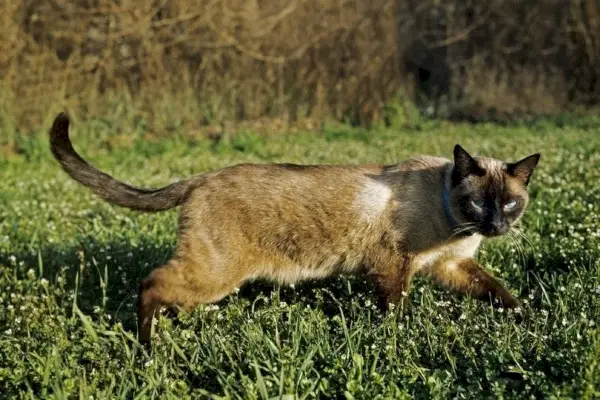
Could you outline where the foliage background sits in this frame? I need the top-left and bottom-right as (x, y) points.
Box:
(1, 0), (599, 131)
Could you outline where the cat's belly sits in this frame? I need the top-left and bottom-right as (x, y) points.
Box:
(257, 252), (365, 285)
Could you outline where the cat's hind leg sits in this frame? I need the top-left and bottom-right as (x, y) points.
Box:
(137, 258), (242, 345)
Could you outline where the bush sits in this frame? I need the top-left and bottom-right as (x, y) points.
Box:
(0, 0), (598, 131)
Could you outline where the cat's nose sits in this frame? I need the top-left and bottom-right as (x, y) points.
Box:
(491, 220), (509, 235)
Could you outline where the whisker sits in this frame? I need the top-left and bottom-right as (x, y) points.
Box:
(517, 230), (536, 249)
(510, 231), (527, 266)
(509, 230), (530, 266)
(512, 229), (536, 252)
(506, 231), (521, 264)
(453, 224), (476, 232)
(447, 223), (477, 241)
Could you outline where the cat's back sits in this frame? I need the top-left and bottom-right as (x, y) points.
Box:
(385, 155), (450, 173)
(192, 156), (450, 209)
(185, 162), (376, 232)
(198, 162), (381, 198)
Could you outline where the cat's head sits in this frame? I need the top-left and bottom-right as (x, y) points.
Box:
(448, 144), (540, 237)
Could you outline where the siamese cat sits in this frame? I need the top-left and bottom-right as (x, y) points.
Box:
(49, 113), (540, 344)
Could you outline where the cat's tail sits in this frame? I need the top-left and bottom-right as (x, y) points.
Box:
(49, 112), (199, 212)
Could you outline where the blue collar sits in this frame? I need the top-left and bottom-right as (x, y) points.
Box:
(443, 183), (458, 230)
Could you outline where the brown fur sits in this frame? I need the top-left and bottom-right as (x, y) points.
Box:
(49, 113), (540, 345)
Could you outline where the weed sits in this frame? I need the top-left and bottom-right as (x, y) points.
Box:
(0, 117), (598, 398)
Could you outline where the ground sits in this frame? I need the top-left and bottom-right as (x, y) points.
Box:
(0, 115), (599, 399)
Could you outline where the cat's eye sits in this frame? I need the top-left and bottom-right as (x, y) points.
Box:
(471, 199), (485, 208)
(504, 199), (517, 210)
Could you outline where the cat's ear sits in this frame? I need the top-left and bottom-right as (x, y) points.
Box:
(506, 153), (540, 186)
(452, 144), (484, 185)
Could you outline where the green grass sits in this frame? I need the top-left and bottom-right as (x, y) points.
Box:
(0, 115), (599, 399)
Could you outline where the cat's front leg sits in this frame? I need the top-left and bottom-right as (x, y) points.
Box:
(369, 255), (415, 314)
(425, 257), (520, 309)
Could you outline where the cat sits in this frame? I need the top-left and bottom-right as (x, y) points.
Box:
(49, 112), (540, 344)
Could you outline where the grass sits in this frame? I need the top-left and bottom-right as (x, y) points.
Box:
(0, 114), (599, 399)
